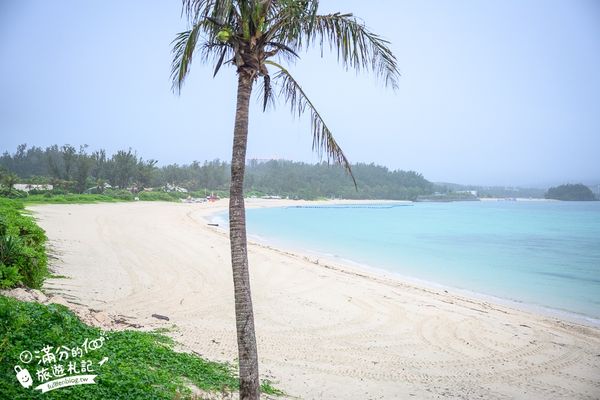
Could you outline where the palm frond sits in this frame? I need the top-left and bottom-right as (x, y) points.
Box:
(265, 41), (299, 58)
(171, 20), (232, 92)
(183, 0), (236, 24)
(308, 13), (400, 89)
(263, 0), (318, 46)
(269, 11), (400, 90)
(257, 74), (275, 111)
(171, 24), (204, 93)
(213, 45), (228, 77)
(265, 60), (355, 185)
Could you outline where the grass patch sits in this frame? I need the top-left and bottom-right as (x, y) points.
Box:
(24, 191), (186, 204)
(24, 194), (130, 204)
(6, 189), (226, 205)
(0, 295), (280, 399)
(137, 191), (180, 202)
(0, 198), (47, 288)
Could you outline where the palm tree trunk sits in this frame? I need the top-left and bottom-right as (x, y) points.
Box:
(229, 72), (260, 400)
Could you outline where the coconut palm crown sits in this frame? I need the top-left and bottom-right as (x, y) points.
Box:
(171, 1), (399, 399)
(172, 0), (399, 177)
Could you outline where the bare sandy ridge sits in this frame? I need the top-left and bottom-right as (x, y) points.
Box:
(26, 200), (600, 400)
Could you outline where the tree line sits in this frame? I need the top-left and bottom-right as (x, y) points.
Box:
(0, 144), (435, 200)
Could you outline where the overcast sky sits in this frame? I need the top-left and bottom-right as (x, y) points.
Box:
(1, 0), (599, 186)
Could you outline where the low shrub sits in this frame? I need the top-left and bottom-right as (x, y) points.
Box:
(103, 189), (134, 201)
(138, 191), (179, 202)
(0, 198), (47, 288)
(0, 189), (28, 199)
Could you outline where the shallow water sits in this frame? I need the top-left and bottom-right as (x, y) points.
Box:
(241, 201), (600, 322)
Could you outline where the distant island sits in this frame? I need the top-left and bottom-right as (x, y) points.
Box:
(545, 184), (597, 201)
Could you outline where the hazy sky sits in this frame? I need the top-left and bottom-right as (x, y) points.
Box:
(1, 0), (599, 186)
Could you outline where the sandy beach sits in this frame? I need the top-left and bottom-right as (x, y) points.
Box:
(26, 200), (600, 400)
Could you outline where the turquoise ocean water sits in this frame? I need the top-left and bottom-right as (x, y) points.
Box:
(235, 201), (600, 324)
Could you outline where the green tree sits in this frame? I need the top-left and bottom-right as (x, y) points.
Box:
(94, 178), (107, 194)
(61, 144), (77, 181)
(110, 149), (138, 189)
(171, 1), (399, 398)
(46, 145), (63, 179)
(136, 159), (158, 190)
(74, 145), (93, 193)
(1, 172), (19, 193)
(90, 149), (108, 181)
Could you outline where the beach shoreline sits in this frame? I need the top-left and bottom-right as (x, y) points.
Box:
(24, 200), (600, 399)
(209, 198), (600, 329)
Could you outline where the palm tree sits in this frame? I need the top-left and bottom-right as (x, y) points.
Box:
(171, 1), (399, 398)
(1, 172), (19, 194)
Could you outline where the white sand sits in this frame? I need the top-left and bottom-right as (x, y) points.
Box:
(28, 200), (600, 399)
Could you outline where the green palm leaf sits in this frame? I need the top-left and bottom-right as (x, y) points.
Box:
(265, 60), (356, 186)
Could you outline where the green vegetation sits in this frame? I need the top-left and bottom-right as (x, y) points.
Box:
(0, 191), (281, 399)
(245, 160), (433, 200)
(0, 170), (22, 198)
(24, 194), (128, 204)
(136, 191), (179, 202)
(545, 183), (597, 201)
(21, 190), (229, 204)
(2, 144), (435, 201)
(0, 198), (47, 289)
(0, 295), (281, 399)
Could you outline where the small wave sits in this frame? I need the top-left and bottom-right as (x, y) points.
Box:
(286, 203), (412, 209)
(535, 271), (600, 285)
